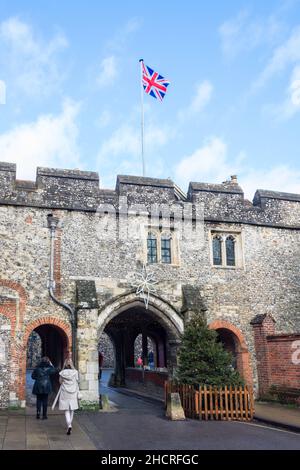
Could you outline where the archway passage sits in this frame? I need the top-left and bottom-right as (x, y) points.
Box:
(26, 324), (69, 406)
(101, 302), (180, 394)
(217, 328), (238, 369)
(210, 320), (253, 386)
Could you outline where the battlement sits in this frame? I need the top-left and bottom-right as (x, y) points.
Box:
(188, 175), (244, 197)
(0, 161), (300, 228)
(253, 189), (300, 205)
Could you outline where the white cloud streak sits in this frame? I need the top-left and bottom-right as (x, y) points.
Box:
(178, 80), (213, 121)
(0, 80), (6, 104)
(0, 99), (82, 180)
(219, 9), (283, 60)
(262, 64), (300, 120)
(97, 56), (118, 88)
(0, 17), (68, 98)
(254, 26), (300, 89)
(106, 17), (142, 52)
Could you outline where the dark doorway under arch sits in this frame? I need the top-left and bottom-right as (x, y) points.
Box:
(216, 328), (238, 369)
(26, 324), (69, 406)
(103, 304), (171, 387)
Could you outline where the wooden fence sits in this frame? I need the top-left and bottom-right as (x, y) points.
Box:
(165, 381), (254, 421)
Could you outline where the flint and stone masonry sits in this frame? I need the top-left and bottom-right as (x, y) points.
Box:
(0, 161), (299, 407)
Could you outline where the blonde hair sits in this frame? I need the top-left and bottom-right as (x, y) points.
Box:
(62, 358), (75, 370)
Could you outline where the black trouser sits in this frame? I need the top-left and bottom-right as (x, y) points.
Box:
(36, 393), (48, 417)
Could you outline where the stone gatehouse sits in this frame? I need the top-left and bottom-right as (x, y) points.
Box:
(0, 161), (299, 408)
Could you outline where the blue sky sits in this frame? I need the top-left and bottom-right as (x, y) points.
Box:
(0, 0), (300, 199)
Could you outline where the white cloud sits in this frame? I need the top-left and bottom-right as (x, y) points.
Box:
(175, 136), (300, 200)
(175, 137), (242, 186)
(178, 80), (213, 121)
(219, 10), (282, 60)
(255, 26), (300, 89)
(98, 121), (172, 162)
(263, 65), (300, 120)
(0, 80), (6, 104)
(290, 65), (300, 106)
(0, 99), (82, 180)
(92, 17), (142, 90)
(106, 17), (142, 52)
(241, 165), (300, 198)
(0, 17), (68, 98)
(98, 124), (140, 160)
(97, 56), (118, 88)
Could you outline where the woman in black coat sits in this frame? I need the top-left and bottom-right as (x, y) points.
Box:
(32, 356), (57, 419)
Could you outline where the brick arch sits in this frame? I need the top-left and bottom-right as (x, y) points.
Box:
(18, 317), (72, 403)
(23, 317), (72, 347)
(209, 320), (253, 386)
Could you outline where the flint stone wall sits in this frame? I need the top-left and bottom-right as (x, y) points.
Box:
(0, 163), (300, 405)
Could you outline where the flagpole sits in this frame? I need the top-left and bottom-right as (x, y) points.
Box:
(139, 59), (145, 177)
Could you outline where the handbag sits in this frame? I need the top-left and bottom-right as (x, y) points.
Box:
(77, 390), (83, 400)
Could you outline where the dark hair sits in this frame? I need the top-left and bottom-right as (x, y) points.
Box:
(39, 356), (50, 367)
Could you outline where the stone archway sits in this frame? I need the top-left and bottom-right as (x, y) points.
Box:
(97, 293), (183, 389)
(209, 320), (253, 386)
(98, 292), (184, 338)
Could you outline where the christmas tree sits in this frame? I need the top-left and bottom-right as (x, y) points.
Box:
(176, 314), (243, 386)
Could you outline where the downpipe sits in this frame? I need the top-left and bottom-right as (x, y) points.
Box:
(47, 214), (77, 366)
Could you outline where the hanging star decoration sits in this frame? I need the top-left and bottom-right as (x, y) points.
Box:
(131, 263), (158, 309)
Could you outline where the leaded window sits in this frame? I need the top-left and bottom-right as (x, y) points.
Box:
(147, 232), (157, 264)
(213, 236), (222, 266)
(161, 234), (171, 264)
(226, 236), (235, 266)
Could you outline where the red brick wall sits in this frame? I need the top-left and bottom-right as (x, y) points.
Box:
(267, 334), (300, 389)
(252, 317), (275, 395)
(252, 316), (300, 396)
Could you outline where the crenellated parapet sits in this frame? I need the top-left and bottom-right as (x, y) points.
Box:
(0, 161), (300, 229)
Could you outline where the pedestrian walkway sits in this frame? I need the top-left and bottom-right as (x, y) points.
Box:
(0, 407), (96, 450)
(254, 401), (300, 432)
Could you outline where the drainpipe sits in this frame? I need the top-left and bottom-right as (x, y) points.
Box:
(47, 214), (77, 366)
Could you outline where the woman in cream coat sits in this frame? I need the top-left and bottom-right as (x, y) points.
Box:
(59, 358), (79, 435)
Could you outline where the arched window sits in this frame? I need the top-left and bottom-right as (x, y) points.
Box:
(212, 236), (222, 266)
(226, 236), (235, 266)
(147, 232), (157, 264)
(161, 233), (171, 264)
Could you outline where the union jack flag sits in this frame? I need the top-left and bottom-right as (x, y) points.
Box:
(141, 61), (170, 102)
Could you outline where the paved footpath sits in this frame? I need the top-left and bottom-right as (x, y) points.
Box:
(0, 407), (96, 450)
(255, 401), (300, 432)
